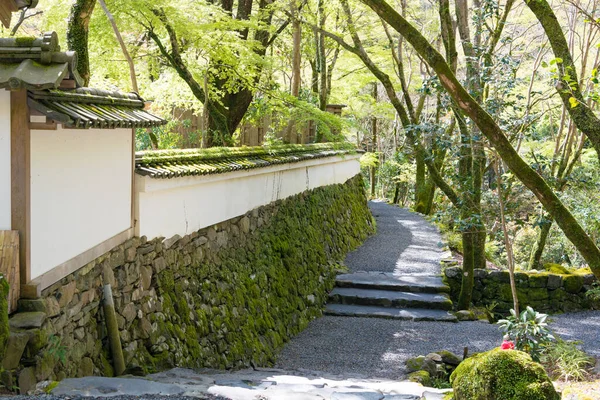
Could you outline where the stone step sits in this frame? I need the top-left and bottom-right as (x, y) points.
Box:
(328, 288), (453, 311)
(335, 272), (449, 294)
(325, 304), (458, 322)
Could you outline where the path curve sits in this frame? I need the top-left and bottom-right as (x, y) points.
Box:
(345, 201), (445, 275)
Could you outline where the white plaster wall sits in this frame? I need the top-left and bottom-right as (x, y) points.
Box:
(30, 127), (132, 279)
(136, 155), (361, 239)
(0, 90), (10, 230)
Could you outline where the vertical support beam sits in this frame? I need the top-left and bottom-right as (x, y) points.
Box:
(10, 90), (30, 287)
(130, 128), (135, 230)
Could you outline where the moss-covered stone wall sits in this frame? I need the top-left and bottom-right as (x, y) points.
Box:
(6, 175), (374, 392)
(444, 266), (597, 313)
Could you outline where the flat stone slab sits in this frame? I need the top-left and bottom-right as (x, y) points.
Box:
(325, 304), (458, 322)
(329, 288), (453, 311)
(336, 272), (449, 294)
(51, 368), (452, 399)
(8, 311), (46, 329)
(52, 376), (185, 397)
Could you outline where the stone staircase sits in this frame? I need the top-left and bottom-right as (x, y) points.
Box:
(325, 272), (457, 322)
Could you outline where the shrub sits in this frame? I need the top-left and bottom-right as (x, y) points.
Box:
(450, 348), (560, 400)
(497, 306), (554, 361)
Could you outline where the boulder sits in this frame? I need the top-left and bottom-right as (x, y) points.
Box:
(450, 348), (559, 400)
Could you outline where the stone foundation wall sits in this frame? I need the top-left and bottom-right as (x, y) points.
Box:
(6, 175), (374, 393)
(444, 267), (597, 313)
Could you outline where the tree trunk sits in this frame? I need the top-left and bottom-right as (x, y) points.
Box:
(290, 0), (301, 97)
(458, 230), (475, 310)
(98, 0), (138, 93)
(362, 0), (600, 280)
(67, 0), (97, 86)
(528, 217), (553, 270)
(526, 0), (600, 162)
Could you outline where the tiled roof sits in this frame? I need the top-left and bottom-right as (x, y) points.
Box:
(28, 87), (165, 128)
(0, 32), (83, 90)
(135, 143), (358, 179)
(0, 31), (165, 128)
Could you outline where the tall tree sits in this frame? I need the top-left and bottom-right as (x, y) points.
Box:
(361, 0), (600, 281)
(144, 0), (284, 146)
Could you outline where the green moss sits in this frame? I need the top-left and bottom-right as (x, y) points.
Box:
(563, 274), (584, 293)
(44, 381), (60, 393)
(14, 37), (36, 47)
(543, 263), (571, 274)
(408, 370), (432, 386)
(450, 348), (559, 400)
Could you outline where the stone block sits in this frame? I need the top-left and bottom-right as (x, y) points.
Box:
(2, 332), (30, 370)
(563, 275), (584, 294)
(489, 270), (510, 283)
(18, 367), (36, 395)
(163, 235), (181, 250)
(58, 281), (77, 307)
(9, 312), (46, 330)
(528, 274), (548, 288)
(547, 274), (563, 289)
(153, 257), (167, 274)
(17, 299), (46, 313)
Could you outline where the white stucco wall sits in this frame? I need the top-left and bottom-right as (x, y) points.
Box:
(135, 155), (361, 239)
(30, 127), (132, 279)
(0, 90), (10, 230)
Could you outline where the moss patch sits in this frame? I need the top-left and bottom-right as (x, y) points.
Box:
(450, 348), (559, 400)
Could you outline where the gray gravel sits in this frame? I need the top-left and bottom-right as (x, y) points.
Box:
(275, 316), (500, 379)
(551, 310), (600, 356)
(275, 312), (600, 380)
(345, 201), (444, 275)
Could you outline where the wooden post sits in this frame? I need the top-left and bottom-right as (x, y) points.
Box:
(10, 90), (31, 293)
(0, 231), (19, 313)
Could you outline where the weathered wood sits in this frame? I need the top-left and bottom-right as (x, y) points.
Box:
(11, 90), (30, 287)
(0, 231), (20, 313)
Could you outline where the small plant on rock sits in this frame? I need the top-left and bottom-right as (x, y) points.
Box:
(497, 306), (554, 361)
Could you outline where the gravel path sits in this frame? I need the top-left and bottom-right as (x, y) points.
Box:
(344, 201), (444, 275)
(275, 311), (600, 380)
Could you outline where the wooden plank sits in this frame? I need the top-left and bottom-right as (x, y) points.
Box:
(11, 90), (31, 286)
(0, 231), (20, 313)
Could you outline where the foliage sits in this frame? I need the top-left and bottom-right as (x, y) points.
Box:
(497, 307), (554, 362)
(541, 339), (594, 382)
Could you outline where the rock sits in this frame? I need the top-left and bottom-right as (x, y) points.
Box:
(450, 348), (559, 400)
(407, 370), (431, 386)
(9, 312), (46, 330)
(121, 303), (137, 323)
(436, 350), (462, 366)
(17, 299), (47, 313)
(455, 310), (476, 321)
(193, 236), (208, 246)
(2, 331), (30, 370)
(153, 257), (167, 274)
(528, 274), (547, 288)
(18, 367), (36, 395)
(240, 216), (250, 234)
(79, 357), (94, 377)
(405, 355), (436, 376)
(125, 246), (137, 263)
(425, 353), (443, 363)
(207, 227), (217, 241)
(44, 297), (60, 317)
(140, 266), (153, 291)
(163, 235), (181, 250)
(58, 281), (77, 307)
(563, 275), (584, 294)
(444, 267), (461, 279)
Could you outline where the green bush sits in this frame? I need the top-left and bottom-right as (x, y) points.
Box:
(497, 306), (554, 361)
(450, 348), (560, 400)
